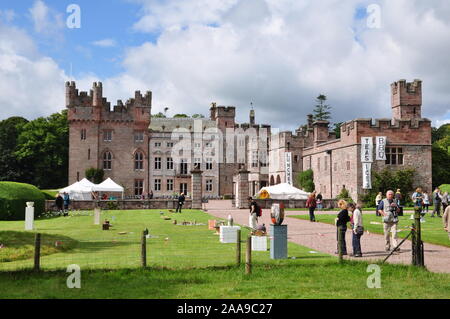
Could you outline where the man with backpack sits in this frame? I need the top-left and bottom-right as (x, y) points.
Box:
(248, 196), (260, 230)
(378, 190), (400, 252)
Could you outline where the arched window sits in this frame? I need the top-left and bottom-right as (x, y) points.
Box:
(270, 175), (275, 186)
(103, 151), (112, 170)
(276, 175), (281, 185)
(134, 151), (144, 170)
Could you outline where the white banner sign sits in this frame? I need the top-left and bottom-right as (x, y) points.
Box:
(362, 162), (372, 189)
(375, 136), (387, 160)
(361, 137), (373, 163)
(285, 152), (293, 186)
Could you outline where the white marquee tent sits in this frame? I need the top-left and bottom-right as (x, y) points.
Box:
(257, 183), (310, 200)
(59, 178), (95, 200)
(92, 178), (124, 199)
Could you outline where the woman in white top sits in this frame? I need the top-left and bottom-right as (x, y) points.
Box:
(348, 203), (363, 257)
(442, 192), (449, 212)
(375, 192), (383, 216)
(423, 191), (430, 213)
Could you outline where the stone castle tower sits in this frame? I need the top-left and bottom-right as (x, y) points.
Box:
(66, 81), (152, 195)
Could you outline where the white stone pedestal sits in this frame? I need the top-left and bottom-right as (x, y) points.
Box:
(251, 236), (268, 251)
(219, 226), (241, 243)
(94, 208), (101, 225)
(25, 202), (34, 231)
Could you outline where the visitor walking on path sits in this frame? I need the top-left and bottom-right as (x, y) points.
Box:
(378, 190), (400, 252)
(395, 189), (403, 216)
(63, 192), (70, 216)
(316, 193), (323, 210)
(411, 187), (425, 221)
(443, 206), (450, 240)
(55, 193), (64, 214)
(306, 192), (317, 222)
(335, 200), (350, 255)
(423, 190), (430, 213)
(248, 197), (258, 230)
(442, 192), (449, 213)
(375, 192), (383, 216)
(432, 188), (442, 217)
(348, 203), (363, 257)
(176, 193), (185, 213)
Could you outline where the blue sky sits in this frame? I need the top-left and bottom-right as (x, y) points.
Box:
(0, 0), (449, 128)
(2, 0), (158, 78)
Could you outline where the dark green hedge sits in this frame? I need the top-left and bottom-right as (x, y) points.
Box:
(0, 182), (45, 220)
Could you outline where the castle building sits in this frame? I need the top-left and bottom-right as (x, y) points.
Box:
(67, 79), (432, 201)
(269, 79), (432, 201)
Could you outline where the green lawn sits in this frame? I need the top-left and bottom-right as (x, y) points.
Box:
(1, 261), (449, 299)
(290, 212), (450, 248)
(0, 209), (330, 271)
(1, 209), (449, 299)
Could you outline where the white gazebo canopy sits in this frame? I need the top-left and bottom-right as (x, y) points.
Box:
(257, 183), (310, 200)
(78, 178), (96, 188)
(59, 180), (94, 200)
(92, 178), (124, 199)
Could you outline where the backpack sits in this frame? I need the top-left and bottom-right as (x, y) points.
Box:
(257, 206), (262, 217)
(253, 202), (262, 217)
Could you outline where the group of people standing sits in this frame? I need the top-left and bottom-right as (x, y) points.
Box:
(336, 189), (405, 257)
(55, 192), (71, 216)
(335, 200), (364, 257)
(430, 187), (449, 217)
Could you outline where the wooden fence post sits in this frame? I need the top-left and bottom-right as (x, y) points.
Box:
(245, 236), (252, 274)
(141, 230), (147, 268)
(236, 229), (241, 266)
(337, 227), (343, 263)
(34, 233), (41, 271)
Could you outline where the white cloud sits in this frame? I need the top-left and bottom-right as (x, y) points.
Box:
(0, 9), (16, 23)
(107, 0), (449, 130)
(0, 22), (67, 120)
(91, 39), (117, 48)
(29, 0), (64, 36)
(3, 0), (450, 132)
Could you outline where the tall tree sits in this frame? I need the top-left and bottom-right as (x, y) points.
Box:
(173, 114), (188, 118)
(312, 94), (332, 122)
(14, 110), (69, 189)
(333, 122), (342, 138)
(0, 117), (29, 182)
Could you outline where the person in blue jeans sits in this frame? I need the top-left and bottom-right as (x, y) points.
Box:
(306, 192), (317, 222)
(63, 192), (70, 216)
(348, 203), (363, 257)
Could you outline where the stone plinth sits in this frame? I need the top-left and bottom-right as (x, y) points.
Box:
(270, 224), (287, 259)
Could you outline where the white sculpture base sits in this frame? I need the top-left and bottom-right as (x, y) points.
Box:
(25, 207), (34, 230)
(252, 236), (268, 251)
(219, 226), (241, 243)
(94, 208), (101, 225)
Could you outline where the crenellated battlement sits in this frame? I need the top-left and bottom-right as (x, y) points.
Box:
(66, 82), (152, 122)
(209, 104), (236, 120)
(391, 79), (422, 121)
(352, 117), (431, 130)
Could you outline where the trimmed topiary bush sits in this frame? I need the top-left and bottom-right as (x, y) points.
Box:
(0, 182), (45, 220)
(41, 189), (58, 200)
